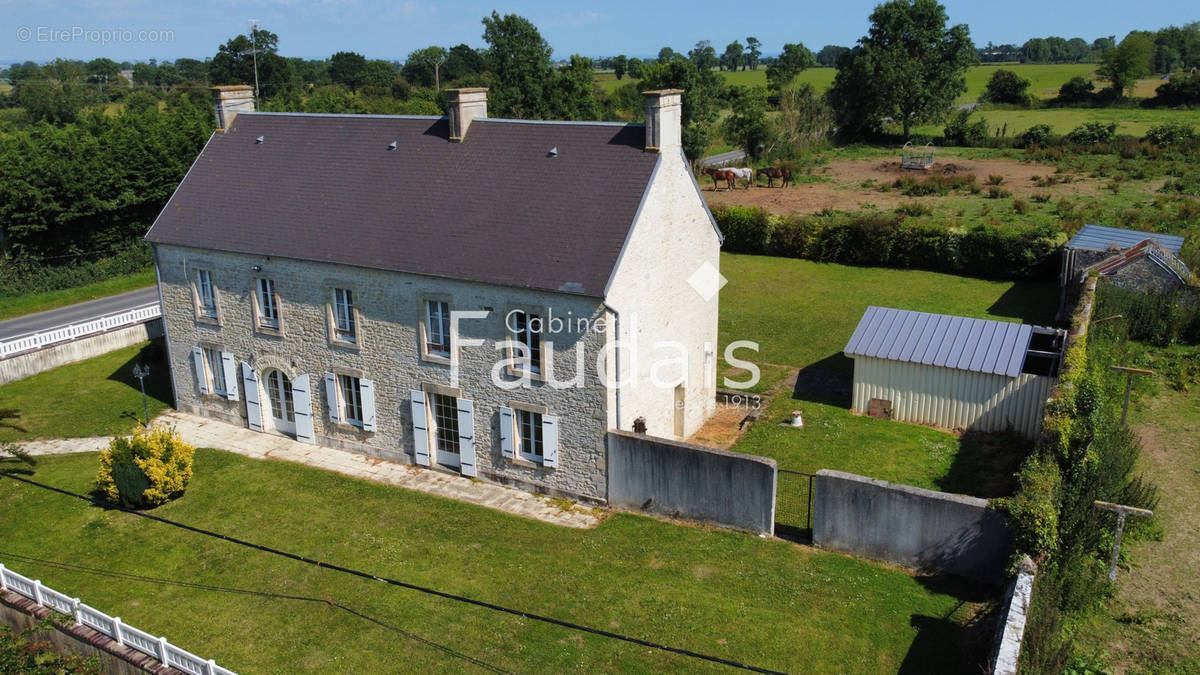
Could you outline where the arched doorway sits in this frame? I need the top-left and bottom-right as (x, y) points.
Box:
(263, 369), (295, 436)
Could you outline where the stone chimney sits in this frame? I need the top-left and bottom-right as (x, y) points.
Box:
(446, 88), (488, 142)
(642, 89), (683, 152)
(211, 85), (256, 130)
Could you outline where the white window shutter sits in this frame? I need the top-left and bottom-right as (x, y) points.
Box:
(192, 347), (209, 395)
(241, 362), (263, 432)
(360, 378), (377, 432)
(220, 352), (239, 401)
(410, 390), (430, 466)
(542, 415), (559, 468)
(457, 398), (476, 477)
(499, 406), (514, 459)
(324, 372), (341, 424)
(292, 374), (315, 444)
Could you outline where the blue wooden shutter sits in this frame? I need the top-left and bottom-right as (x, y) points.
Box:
(192, 347), (209, 395)
(499, 406), (514, 459)
(410, 391), (430, 466)
(241, 362), (263, 432)
(457, 398), (476, 477)
(542, 415), (559, 468)
(360, 378), (377, 432)
(324, 372), (340, 424)
(220, 352), (239, 401)
(292, 374), (315, 443)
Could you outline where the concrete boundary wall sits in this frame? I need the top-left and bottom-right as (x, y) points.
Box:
(813, 470), (1011, 583)
(606, 430), (777, 535)
(990, 556), (1037, 675)
(0, 320), (163, 385)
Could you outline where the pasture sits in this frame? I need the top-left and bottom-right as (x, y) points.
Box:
(913, 106), (1200, 138)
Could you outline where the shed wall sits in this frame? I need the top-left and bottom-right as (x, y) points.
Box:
(851, 357), (1052, 437)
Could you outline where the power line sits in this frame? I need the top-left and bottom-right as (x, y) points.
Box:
(0, 551), (509, 674)
(0, 471), (786, 674)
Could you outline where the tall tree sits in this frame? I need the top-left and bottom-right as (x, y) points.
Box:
(689, 40), (718, 71)
(723, 86), (771, 158)
(657, 46), (681, 63)
(1098, 31), (1154, 97)
(329, 51), (368, 90)
(401, 46), (446, 88)
(360, 60), (399, 90)
(551, 55), (599, 121)
(745, 37), (762, 70)
(209, 27), (295, 98)
(613, 54), (628, 80)
(721, 41), (744, 71)
(482, 11), (555, 119)
(86, 58), (120, 83)
(638, 59), (722, 159)
(828, 0), (976, 138)
(765, 42), (815, 92)
(816, 45), (850, 67)
(443, 44), (486, 82)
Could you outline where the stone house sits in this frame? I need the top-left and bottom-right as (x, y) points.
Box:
(145, 86), (722, 504)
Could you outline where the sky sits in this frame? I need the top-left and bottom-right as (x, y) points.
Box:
(0, 0), (1195, 64)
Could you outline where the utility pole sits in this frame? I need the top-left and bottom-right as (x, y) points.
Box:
(248, 19), (261, 99)
(1094, 500), (1153, 582)
(132, 363), (151, 426)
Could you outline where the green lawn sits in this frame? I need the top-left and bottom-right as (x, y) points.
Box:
(0, 450), (995, 673)
(0, 341), (171, 442)
(718, 252), (1058, 371)
(0, 269), (156, 321)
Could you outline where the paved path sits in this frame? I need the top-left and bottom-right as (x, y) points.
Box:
(0, 287), (160, 341)
(14, 410), (602, 529)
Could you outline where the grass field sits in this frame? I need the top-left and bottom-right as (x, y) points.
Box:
(913, 106), (1200, 138)
(0, 449), (995, 673)
(0, 340), (171, 442)
(596, 63), (1100, 103)
(0, 269), (156, 321)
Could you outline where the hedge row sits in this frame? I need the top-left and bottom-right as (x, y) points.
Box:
(0, 241), (152, 297)
(713, 204), (1062, 280)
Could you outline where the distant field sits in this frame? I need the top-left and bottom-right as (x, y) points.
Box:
(596, 63), (1099, 103)
(0, 80), (11, 93)
(912, 106), (1200, 137)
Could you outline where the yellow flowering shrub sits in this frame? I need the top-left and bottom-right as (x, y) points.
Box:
(96, 425), (195, 508)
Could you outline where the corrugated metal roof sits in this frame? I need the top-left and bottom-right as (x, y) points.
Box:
(1065, 224), (1184, 254)
(844, 307), (1033, 378)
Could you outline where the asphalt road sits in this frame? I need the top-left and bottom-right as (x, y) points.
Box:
(0, 286), (160, 341)
(699, 149), (747, 167)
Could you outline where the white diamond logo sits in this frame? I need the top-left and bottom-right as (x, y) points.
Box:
(687, 261), (727, 302)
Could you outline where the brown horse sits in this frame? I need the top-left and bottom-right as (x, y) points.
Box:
(702, 167), (737, 191)
(756, 166), (792, 188)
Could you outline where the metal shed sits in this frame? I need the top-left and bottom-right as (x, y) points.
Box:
(1062, 224), (1185, 287)
(844, 307), (1063, 438)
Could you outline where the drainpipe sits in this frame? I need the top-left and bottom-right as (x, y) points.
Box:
(603, 302), (622, 430)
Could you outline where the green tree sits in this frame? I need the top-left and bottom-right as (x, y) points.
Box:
(613, 54), (628, 80)
(1056, 76), (1095, 103)
(329, 51), (368, 90)
(174, 58), (208, 82)
(361, 60), (398, 90)
(689, 40), (718, 71)
(15, 78), (96, 125)
(402, 46), (446, 88)
(85, 58), (120, 83)
(552, 55), (599, 121)
(981, 69), (1032, 105)
(131, 62), (157, 85)
(155, 64), (182, 89)
(745, 37), (762, 70)
(627, 57), (644, 78)
(816, 45), (849, 67)
(638, 59), (722, 159)
(721, 41), (744, 71)
(765, 42), (815, 92)
(1098, 31), (1154, 97)
(657, 46), (682, 63)
(209, 28), (295, 98)
(482, 11), (555, 118)
(773, 83), (834, 152)
(828, 0), (976, 139)
(443, 44), (485, 82)
(723, 86), (771, 158)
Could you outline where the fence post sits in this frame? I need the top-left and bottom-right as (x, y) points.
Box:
(206, 659), (217, 675)
(32, 580), (43, 606)
(71, 599), (80, 624)
(112, 616), (124, 645)
(0, 563), (6, 591)
(158, 636), (170, 665)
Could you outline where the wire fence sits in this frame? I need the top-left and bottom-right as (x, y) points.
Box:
(775, 469), (815, 542)
(0, 562), (236, 675)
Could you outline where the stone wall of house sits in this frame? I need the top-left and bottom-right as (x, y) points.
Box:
(154, 244), (611, 502)
(1105, 256), (1188, 295)
(604, 150), (721, 439)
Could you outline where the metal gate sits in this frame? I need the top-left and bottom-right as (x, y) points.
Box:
(776, 468), (815, 541)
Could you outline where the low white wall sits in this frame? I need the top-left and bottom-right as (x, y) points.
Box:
(0, 320), (163, 385)
(991, 556), (1037, 674)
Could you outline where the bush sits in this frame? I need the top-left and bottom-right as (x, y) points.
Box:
(97, 425), (195, 508)
(1065, 122), (1118, 145)
(981, 69), (1033, 106)
(1095, 284), (1200, 347)
(1142, 121), (1197, 147)
(710, 204), (775, 254)
(892, 172), (978, 196)
(1018, 124), (1053, 148)
(0, 242), (153, 298)
(894, 201), (932, 217)
(943, 108), (989, 146)
(1055, 76), (1095, 105)
(1160, 173), (1200, 196)
(1149, 72), (1200, 107)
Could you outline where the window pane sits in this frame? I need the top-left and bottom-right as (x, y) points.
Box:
(334, 289), (356, 341)
(432, 393), (460, 453)
(204, 348), (225, 394)
(197, 270), (216, 315)
(517, 409), (543, 459)
(340, 375), (362, 425)
(258, 279), (278, 326)
(427, 301), (450, 355)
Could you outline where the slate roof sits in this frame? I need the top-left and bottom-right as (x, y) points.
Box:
(145, 112), (663, 297)
(1065, 224), (1184, 255)
(844, 306), (1033, 378)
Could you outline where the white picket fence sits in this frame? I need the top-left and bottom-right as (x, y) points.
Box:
(0, 304), (162, 359)
(0, 562), (236, 675)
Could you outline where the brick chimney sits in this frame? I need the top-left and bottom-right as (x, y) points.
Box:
(446, 88), (488, 142)
(211, 85), (255, 130)
(642, 89), (683, 152)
